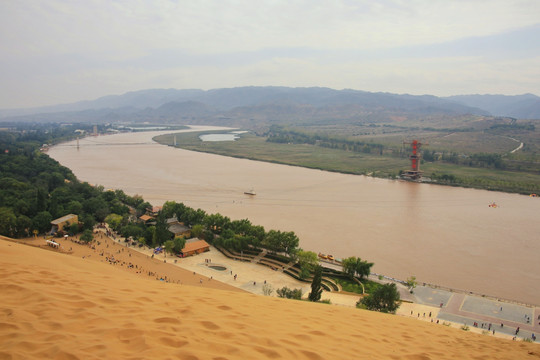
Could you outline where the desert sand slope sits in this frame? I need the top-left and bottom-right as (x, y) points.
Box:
(0, 240), (538, 360)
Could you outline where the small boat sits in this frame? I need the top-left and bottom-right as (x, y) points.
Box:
(530, 193), (538, 197)
(318, 253), (328, 259)
(244, 188), (256, 196)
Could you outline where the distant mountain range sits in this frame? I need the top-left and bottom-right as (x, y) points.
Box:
(444, 94), (540, 119)
(1, 87), (539, 125)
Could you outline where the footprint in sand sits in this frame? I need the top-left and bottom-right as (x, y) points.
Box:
(158, 337), (189, 347)
(154, 317), (181, 325)
(200, 321), (220, 330)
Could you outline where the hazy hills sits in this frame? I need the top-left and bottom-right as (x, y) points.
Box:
(445, 94), (540, 119)
(1, 87), (539, 126)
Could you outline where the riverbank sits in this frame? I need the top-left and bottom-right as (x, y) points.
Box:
(47, 129), (540, 306)
(154, 130), (540, 195)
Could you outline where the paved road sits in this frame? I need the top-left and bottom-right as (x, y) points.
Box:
(412, 285), (539, 341)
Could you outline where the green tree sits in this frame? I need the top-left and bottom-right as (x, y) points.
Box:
(69, 222), (80, 235)
(342, 257), (357, 278)
(191, 224), (204, 238)
(80, 229), (94, 243)
(230, 218), (252, 236)
(406, 275), (417, 293)
(83, 196), (110, 221)
(80, 213), (96, 231)
(35, 187), (48, 212)
(276, 287), (303, 300)
(262, 229), (281, 253)
(66, 200), (83, 215)
(342, 256), (374, 281)
(153, 212), (171, 246)
(105, 213), (123, 231)
(187, 208), (206, 226)
(15, 215), (32, 237)
(137, 237), (146, 247)
(164, 240), (175, 255)
(161, 201), (178, 219)
(359, 283), (401, 313)
(204, 213), (231, 234)
(356, 259), (374, 281)
(263, 230), (299, 256)
(247, 224), (265, 248)
(281, 231), (299, 256)
(120, 224), (144, 240)
(173, 236), (186, 253)
(308, 266), (323, 302)
(136, 201), (151, 216)
(297, 250), (319, 280)
(31, 211), (53, 234)
(144, 225), (156, 246)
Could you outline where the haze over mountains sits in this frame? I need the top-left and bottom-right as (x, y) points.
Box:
(1, 87), (539, 126)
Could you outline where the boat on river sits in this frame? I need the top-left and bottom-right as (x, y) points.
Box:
(244, 188), (256, 196)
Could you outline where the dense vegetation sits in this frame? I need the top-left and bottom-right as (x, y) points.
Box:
(0, 126), (152, 238)
(358, 283), (401, 313)
(0, 124), (301, 259)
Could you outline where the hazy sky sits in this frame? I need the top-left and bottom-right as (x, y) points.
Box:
(1, 0), (539, 109)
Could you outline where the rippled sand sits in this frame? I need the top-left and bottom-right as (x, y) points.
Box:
(1, 239), (537, 360)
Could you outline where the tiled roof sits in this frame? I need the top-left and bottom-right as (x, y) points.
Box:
(182, 239), (210, 253)
(51, 214), (77, 225)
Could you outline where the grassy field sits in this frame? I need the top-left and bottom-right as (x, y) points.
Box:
(155, 131), (408, 176)
(154, 130), (540, 194)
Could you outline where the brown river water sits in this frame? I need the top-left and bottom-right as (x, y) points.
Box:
(48, 127), (540, 305)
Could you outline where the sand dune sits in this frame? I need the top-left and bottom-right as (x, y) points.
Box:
(1, 239), (538, 360)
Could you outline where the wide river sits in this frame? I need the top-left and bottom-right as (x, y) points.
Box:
(48, 127), (540, 305)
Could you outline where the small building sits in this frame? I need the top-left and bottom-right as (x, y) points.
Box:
(168, 223), (191, 238)
(167, 217), (191, 238)
(181, 239), (210, 257)
(147, 205), (162, 216)
(50, 214), (78, 234)
(139, 214), (154, 223)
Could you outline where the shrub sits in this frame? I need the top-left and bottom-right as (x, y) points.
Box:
(262, 283), (273, 296)
(359, 283), (400, 313)
(276, 287), (303, 300)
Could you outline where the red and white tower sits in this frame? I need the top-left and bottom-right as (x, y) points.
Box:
(402, 140), (426, 180)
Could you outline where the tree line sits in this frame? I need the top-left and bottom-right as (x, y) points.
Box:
(0, 124), (150, 238)
(265, 125), (385, 155)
